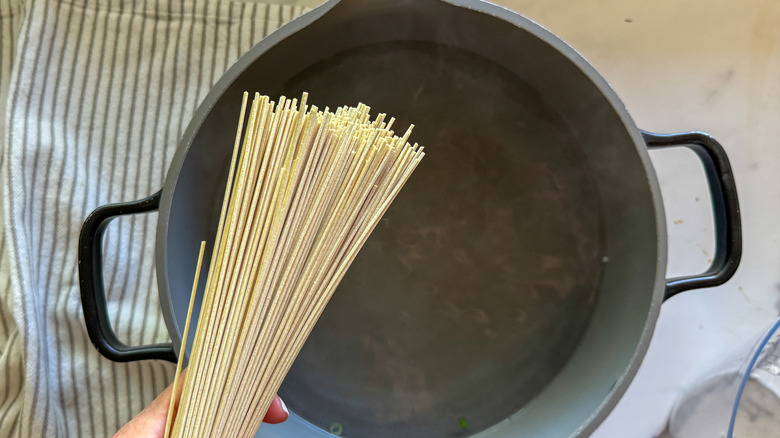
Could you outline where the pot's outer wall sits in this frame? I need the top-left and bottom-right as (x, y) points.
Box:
(157, 1), (666, 437)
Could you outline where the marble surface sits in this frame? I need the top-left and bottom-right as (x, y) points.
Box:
(490, 0), (780, 436)
(275, 0), (780, 435)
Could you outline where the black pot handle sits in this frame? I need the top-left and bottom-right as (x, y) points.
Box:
(78, 190), (176, 363)
(642, 131), (742, 301)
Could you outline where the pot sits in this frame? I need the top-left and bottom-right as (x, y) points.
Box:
(78, 0), (742, 436)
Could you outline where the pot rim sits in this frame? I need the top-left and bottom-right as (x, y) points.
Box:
(155, 1), (668, 436)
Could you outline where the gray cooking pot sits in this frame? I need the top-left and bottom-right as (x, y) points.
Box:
(79, 0), (742, 436)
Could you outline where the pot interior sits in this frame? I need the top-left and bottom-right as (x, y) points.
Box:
(160, 1), (662, 437)
(274, 40), (604, 437)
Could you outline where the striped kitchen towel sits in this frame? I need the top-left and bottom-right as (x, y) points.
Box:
(0, 1), (311, 436)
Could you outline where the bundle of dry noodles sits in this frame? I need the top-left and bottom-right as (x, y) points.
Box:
(164, 92), (425, 438)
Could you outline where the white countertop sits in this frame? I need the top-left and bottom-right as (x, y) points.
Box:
(489, 0), (780, 436)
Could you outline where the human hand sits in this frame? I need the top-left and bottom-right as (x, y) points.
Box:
(113, 378), (289, 437)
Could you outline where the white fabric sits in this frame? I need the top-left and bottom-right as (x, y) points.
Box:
(0, 1), (309, 436)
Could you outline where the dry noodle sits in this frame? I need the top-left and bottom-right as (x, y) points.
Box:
(164, 92), (425, 438)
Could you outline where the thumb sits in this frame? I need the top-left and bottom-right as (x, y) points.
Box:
(113, 381), (174, 438)
(114, 379), (289, 437)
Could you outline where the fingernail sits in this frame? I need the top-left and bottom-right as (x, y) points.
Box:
(280, 398), (289, 416)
